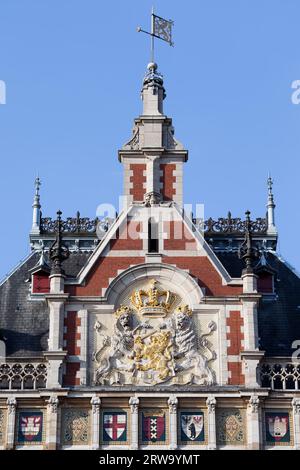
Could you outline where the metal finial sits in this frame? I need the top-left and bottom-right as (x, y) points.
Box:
(34, 176), (41, 196)
(238, 210), (259, 274)
(49, 210), (69, 275)
(267, 174), (273, 196)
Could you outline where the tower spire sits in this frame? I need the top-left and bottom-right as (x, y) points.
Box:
(31, 176), (41, 234)
(267, 174), (277, 234)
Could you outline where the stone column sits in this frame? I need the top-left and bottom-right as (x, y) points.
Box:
(91, 395), (101, 450)
(46, 395), (59, 450)
(44, 351), (67, 389)
(247, 395), (261, 450)
(45, 292), (69, 388)
(129, 397), (139, 450)
(206, 396), (216, 450)
(240, 351), (265, 388)
(292, 398), (300, 450)
(6, 397), (17, 450)
(168, 395), (178, 450)
(239, 292), (264, 388)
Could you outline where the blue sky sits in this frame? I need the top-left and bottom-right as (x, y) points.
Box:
(0, 0), (300, 279)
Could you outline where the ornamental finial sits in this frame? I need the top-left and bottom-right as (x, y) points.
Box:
(267, 173), (273, 194)
(266, 173), (276, 233)
(238, 210), (259, 274)
(34, 176), (41, 197)
(31, 176), (42, 235)
(49, 210), (69, 275)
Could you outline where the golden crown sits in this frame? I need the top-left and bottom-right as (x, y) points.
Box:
(114, 305), (132, 318)
(130, 279), (176, 317)
(175, 304), (193, 317)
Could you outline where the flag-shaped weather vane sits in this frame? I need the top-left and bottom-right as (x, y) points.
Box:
(137, 7), (174, 63)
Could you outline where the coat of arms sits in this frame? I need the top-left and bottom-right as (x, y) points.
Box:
(180, 412), (204, 442)
(17, 412), (43, 443)
(142, 411), (165, 442)
(103, 412), (127, 442)
(93, 279), (217, 387)
(265, 412), (290, 443)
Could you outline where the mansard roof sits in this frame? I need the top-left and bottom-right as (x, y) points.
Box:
(1, 243), (299, 358)
(0, 251), (90, 357)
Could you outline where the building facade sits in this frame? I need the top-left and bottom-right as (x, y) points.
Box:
(0, 62), (300, 450)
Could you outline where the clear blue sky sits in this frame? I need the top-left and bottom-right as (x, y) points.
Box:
(0, 0), (300, 279)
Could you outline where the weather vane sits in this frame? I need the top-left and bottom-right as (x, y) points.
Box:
(137, 7), (174, 63)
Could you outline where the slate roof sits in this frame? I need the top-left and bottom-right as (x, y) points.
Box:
(216, 250), (300, 356)
(0, 251), (90, 357)
(0, 248), (299, 358)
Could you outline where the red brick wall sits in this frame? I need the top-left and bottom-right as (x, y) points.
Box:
(64, 311), (81, 356)
(160, 163), (176, 201)
(63, 311), (81, 387)
(162, 256), (242, 296)
(65, 257), (144, 296)
(130, 164), (146, 202)
(227, 362), (244, 386)
(32, 272), (50, 294)
(110, 221), (143, 251)
(63, 362), (80, 386)
(163, 221), (197, 250)
(226, 310), (245, 385)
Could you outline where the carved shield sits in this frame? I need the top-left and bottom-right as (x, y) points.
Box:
(181, 412), (204, 441)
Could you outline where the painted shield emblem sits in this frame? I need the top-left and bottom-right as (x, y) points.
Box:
(103, 412), (127, 441)
(181, 412), (204, 441)
(18, 412), (43, 443)
(142, 413), (165, 442)
(266, 412), (290, 443)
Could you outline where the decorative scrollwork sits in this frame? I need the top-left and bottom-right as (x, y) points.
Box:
(41, 212), (115, 235)
(41, 211), (99, 234)
(0, 362), (47, 390)
(41, 211), (267, 236)
(193, 212), (267, 235)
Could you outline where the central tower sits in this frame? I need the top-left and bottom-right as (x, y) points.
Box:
(119, 62), (188, 207)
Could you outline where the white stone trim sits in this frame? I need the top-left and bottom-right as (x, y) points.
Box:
(78, 309), (88, 386)
(105, 262), (204, 307)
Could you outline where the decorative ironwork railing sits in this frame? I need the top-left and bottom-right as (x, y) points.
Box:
(40, 211), (268, 235)
(260, 361), (300, 390)
(0, 362), (47, 390)
(41, 212), (100, 234)
(193, 212), (268, 235)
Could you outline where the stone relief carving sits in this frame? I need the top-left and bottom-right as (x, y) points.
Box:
(94, 306), (152, 385)
(93, 280), (217, 387)
(123, 126), (140, 150)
